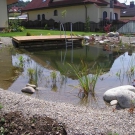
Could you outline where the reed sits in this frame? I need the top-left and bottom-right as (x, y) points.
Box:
(27, 68), (35, 84)
(18, 55), (24, 67)
(68, 60), (102, 98)
(50, 70), (57, 82)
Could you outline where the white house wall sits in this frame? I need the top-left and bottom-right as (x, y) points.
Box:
(28, 4), (102, 23)
(28, 5), (86, 23)
(0, 0), (8, 28)
(87, 4), (100, 23)
(28, 3), (121, 23)
(114, 8), (120, 19)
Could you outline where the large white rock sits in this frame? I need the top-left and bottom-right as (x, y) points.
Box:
(21, 86), (35, 94)
(103, 85), (135, 108)
(117, 89), (135, 108)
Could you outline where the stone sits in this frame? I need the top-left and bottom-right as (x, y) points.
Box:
(107, 32), (114, 37)
(117, 90), (135, 108)
(107, 32), (119, 37)
(130, 41), (135, 44)
(26, 83), (36, 89)
(21, 86), (35, 94)
(103, 85), (135, 108)
(114, 32), (119, 37)
(110, 100), (118, 106)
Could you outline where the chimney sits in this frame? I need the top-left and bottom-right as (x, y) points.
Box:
(130, 1), (134, 8)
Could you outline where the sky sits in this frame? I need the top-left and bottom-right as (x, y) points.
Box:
(22, 0), (31, 2)
(118, 0), (134, 5)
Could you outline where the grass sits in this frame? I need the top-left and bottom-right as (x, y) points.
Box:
(0, 29), (104, 37)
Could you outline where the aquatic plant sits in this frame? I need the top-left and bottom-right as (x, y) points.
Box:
(27, 68), (35, 83)
(50, 70), (58, 91)
(18, 55), (24, 67)
(116, 69), (124, 85)
(126, 56), (135, 83)
(68, 61), (102, 98)
(50, 70), (57, 82)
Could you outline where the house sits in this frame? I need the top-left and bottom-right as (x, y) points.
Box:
(0, 0), (18, 30)
(8, 6), (22, 13)
(22, 0), (126, 31)
(120, 1), (135, 22)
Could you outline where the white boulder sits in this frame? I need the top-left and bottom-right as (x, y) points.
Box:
(107, 32), (119, 37)
(21, 86), (35, 94)
(103, 85), (135, 108)
(107, 32), (115, 37)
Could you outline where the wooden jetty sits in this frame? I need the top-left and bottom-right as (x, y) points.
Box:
(12, 35), (83, 49)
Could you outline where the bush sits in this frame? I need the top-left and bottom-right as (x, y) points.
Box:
(26, 32), (32, 36)
(9, 19), (25, 32)
(17, 26), (25, 32)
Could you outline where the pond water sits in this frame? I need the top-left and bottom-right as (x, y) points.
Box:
(1, 44), (135, 108)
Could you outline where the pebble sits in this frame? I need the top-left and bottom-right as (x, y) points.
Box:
(110, 100), (118, 106)
(0, 89), (135, 135)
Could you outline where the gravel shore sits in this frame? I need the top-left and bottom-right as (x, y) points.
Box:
(0, 88), (135, 135)
(0, 36), (135, 135)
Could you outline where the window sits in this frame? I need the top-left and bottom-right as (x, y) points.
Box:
(42, 14), (45, 20)
(110, 12), (112, 21)
(103, 11), (107, 20)
(114, 13), (118, 20)
(54, 10), (58, 16)
(37, 14), (40, 20)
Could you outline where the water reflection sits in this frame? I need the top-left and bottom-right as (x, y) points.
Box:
(6, 45), (135, 108)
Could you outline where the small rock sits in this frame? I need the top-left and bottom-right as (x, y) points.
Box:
(21, 86), (35, 94)
(26, 83), (36, 89)
(110, 100), (118, 106)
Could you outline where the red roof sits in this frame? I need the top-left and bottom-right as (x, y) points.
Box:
(22, 0), (126, 11)
(9, 6), (23, 13)
(114, 1), (126, 9)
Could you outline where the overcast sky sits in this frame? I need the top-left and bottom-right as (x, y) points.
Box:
(118, 0), (134, 5)
(23, 0), (31, 2)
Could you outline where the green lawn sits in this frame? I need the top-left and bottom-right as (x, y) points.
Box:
(0, 29), (105, 37)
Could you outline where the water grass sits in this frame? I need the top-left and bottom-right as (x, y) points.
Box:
(68, 60), (102, 98)
(27, 68), (35, 84)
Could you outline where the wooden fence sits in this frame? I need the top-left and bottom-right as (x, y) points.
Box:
(21, 19), (126, 32)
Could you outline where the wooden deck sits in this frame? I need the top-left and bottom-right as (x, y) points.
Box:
(12, 35), (83, 49)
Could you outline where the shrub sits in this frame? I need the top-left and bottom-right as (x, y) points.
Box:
(26, 32), (32, 36)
